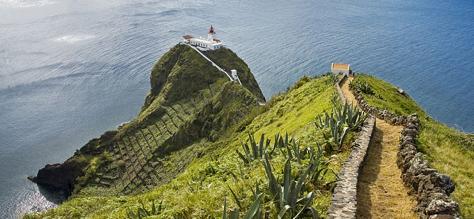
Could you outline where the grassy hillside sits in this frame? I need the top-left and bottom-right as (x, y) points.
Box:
(29, 44), (265, 197)
(352, 74), (474, 217)
(27, 75), (355, 218)
(27, 44), (471, 218)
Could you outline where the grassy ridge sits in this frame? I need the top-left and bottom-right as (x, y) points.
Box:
(353, 74), (474, 217)
(27, 75), (352, 218)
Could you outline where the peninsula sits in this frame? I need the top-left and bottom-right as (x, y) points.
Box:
(27, 32), (473, 218)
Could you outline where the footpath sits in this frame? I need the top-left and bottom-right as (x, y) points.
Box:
(341, 77), (417, 218)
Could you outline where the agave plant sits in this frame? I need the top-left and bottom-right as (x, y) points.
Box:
(328, 73), (338, 85)
(236, 133), (270, 164)
(315, 102), (366, 152)
(282, 140), (307, 164)
(335, 103), (367, 130)
(314, 112), (333, 129)
(330, 92), (340, 107)
(262, 154), (319, 219)
(268, 133), (291, 155)
(223, 186), (264, 219)
(350, 81), (374, 95)
(127, 199), (163, 219)
(307, 146), (335, 187)
(315, 113), (348, 152)
(237, 133), (291, 164)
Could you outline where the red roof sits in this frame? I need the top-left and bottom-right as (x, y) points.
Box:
(208, 25), (215, 34)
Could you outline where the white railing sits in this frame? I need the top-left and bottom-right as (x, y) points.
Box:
(183, 43), (234, 81)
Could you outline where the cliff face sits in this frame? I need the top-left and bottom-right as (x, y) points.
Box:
(31, 44), (265, 195)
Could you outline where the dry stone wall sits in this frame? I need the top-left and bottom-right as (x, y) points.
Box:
(328, 74), (376, 218)
(352, 88), (407, 126)
(335, 75), (347, 103)
(328, 116), (376, 219)
(351, 84), (460, 219)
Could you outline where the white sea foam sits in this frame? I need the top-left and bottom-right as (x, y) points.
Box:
(0, 0), (55, 8)
(53, 35), (95, 44)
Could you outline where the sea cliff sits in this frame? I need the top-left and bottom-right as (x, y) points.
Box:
(27, 45), (473, 218)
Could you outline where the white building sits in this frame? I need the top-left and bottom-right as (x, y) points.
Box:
(183, 26), (223, 50)
(331, 63), (351, 76)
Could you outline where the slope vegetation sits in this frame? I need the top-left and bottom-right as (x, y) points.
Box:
(27, 75), (349, 218)
(31, 44), (265, 197)
(27, 45), (356, 218)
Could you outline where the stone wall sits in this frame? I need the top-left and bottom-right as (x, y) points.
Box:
(351, 84), (460, 218)
(352, 88), (407, 126)
(328, 116), (376, 218)
(335, 75), (347, 103)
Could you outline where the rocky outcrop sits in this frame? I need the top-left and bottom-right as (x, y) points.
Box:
(328, 116), (376, 218)
(28, 131), (117, 194)
(28, 162), (84, 195)
(351, 84), (460, 218)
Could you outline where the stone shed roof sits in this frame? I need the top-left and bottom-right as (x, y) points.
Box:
(332, 63), (350, 70)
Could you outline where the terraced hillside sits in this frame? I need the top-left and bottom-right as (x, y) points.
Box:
(29, 43), (363, 218)
(28, 70), (354, 218)
(27, 45), (472, 218)
(30, 44), (265, 197)
(352, 74), (474, 217)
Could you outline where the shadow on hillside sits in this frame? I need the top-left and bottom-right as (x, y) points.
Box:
(356, 125), (384, 218)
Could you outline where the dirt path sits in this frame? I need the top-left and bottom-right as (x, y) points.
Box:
(341, 77), (417, 218)
(340, 77), (357, 105)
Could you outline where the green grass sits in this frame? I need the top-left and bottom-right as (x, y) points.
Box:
(26, 75), (353, 218)
(58, 45), (266, 196)
(353, 74), (474, 217)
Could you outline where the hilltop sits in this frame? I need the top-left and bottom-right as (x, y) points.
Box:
(29, 44), (265, 196)
(26, 45), (473, 218)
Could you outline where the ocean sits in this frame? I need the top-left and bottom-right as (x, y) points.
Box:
(0, 0), (473, 218)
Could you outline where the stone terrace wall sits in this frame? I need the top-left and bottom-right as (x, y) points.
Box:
(351, 85), (460, 218)
(328, 116), (376, 218)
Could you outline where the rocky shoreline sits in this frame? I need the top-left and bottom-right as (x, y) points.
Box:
(28, 130), (118, 196)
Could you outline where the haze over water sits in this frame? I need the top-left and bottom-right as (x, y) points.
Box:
(0, 0), (473, 217)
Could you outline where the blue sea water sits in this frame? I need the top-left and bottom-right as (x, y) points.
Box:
(0, 0), (473, 217)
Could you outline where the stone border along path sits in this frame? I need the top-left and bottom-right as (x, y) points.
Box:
(328, 75), (376, 218)
(329, 75), (419, 218)
(328, 115), (376, 218)
(351, 80), (460, 218)
(344, 76), (418, 218)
